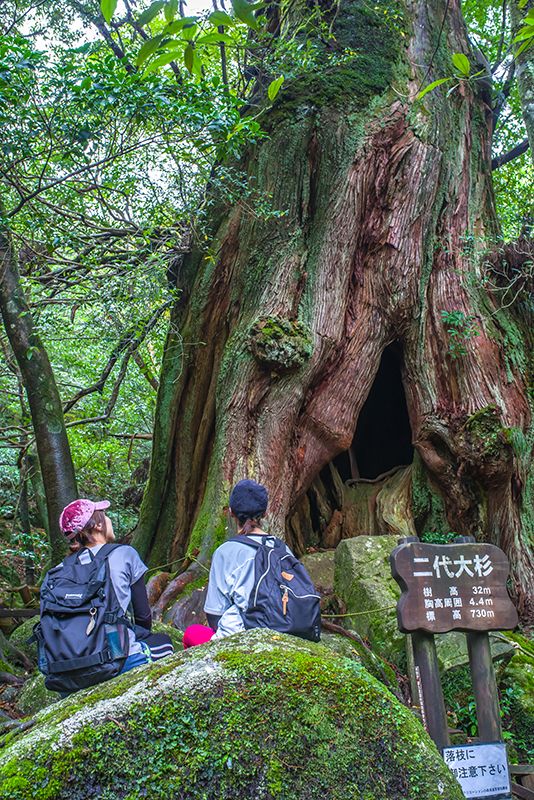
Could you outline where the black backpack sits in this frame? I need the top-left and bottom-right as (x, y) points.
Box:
(228, 535), (321, 642)
(32, 543), (131, 693)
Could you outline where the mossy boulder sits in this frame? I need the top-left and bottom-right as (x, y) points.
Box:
(15, 673), (57, 717)
(320, 630), (399, 696)
(300, 551), (335, 592)
(333, 536), (512, 672)
(0, 629), (463, 800)
(8, 617), (38, 663)
(334, 535), (404, 662)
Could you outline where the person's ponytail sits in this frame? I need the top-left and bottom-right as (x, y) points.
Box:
(239, 518), (260, 535)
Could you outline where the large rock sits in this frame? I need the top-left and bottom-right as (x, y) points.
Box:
(300, 551), (335, 592)
(320, 630), (400, 697)
(0, 629), (463, 800)
(435, 630), (515, 673)
(8, 617), (38, 664)
(15, 674), (57, 717)
(334, 535), (403, 662)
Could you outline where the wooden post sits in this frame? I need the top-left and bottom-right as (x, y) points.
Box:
(466, 631), (503, 742)
(454, 533), (503, 743)
(405, 633), (419, 707)
(411, 630), (450, 751)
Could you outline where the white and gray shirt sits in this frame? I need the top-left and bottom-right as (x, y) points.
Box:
(204, 535), (291, 639)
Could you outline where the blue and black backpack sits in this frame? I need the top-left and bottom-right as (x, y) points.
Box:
(228, 535), (321, 642)
(32, 543), (131, 693)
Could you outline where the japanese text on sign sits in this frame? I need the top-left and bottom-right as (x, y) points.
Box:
(413, 554), (493, 579)
(442, 743), (511, 799)
(390, 542), (518, 634)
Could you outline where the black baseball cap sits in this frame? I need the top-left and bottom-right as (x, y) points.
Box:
(229, 480), (268, 521)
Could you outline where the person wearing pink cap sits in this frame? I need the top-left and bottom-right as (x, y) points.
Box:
(58, 498), (174, 674)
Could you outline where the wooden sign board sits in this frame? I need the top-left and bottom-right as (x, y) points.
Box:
(390, 541), (518, 634)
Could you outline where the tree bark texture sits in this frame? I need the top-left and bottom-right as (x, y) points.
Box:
(134, 0), (533, 619)
(0, 219), (77, 563)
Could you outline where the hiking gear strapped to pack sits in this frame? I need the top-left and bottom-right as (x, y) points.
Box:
(228, 535), (321, 642)
(32, 543), (131, 693)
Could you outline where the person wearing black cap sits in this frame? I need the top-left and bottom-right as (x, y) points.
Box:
(203, 478), (278, 640)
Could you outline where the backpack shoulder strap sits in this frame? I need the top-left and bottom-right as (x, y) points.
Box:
(226, 535), (285, 550)
(226, 535), (261, 549)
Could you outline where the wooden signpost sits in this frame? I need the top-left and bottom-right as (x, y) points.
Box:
(391, 535), (519, 799)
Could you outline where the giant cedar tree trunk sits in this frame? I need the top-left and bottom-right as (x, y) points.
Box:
(0, 218), (77, 563)
(134, 0), (533, 618)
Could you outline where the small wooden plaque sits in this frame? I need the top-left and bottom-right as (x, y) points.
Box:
(390, 541), (518, 634)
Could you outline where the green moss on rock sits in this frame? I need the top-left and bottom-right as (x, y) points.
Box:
(300, 551), (335, 591)
(16, 673), (57, 717)
(248, 315), (313, 372)
(320, 630), (399, 695)
(9, 617), (38, 664)
(334, 535), (404, 663)
(0, 629), (463, 800)
(500, 633), (534, 761)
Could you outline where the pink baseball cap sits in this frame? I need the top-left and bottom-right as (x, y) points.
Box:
(59, 499), (110, 539)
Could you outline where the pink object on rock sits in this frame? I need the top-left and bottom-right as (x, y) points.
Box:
(183, 624), (215, 649)
(59, 499), (110, 538)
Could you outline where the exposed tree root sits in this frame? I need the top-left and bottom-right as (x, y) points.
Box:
(146, 571), (172, 607)
(151, 560), (204, 621)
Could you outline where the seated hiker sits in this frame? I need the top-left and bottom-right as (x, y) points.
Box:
(183, 479), (321, 647)
(34, 498), (173, 694)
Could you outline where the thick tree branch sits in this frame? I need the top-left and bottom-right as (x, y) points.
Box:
(492, 138), (530, 169)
